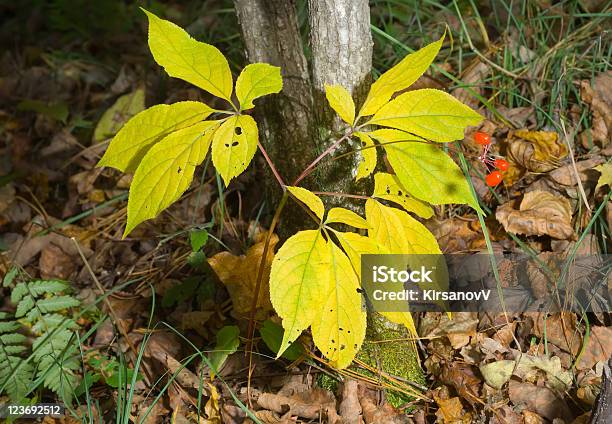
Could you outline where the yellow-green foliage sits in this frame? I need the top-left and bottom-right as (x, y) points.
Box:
(96, 10), (482, 371)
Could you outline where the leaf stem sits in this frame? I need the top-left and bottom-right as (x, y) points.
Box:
(292, 132), (352, 186)
(314, 191), (370, 200)
(257, 140), (286, 187)
(246, 191), (288, 391)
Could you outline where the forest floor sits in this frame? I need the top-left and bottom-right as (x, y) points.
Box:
(1, 0), (611, 423)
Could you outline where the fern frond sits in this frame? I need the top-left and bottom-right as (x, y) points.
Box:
(0, 313), (32, 402)
(27, 280), (70, 296)
(37, 296), (80, 314)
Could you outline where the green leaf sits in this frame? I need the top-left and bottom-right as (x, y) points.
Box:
(190, 228), (209, 252)
(370, 129), (479, 209)
(358, 34), (444, 117)
(36, 296), (80, 313)
(366, 199), (440, 254)
(211, 115), (258, 185)
(354, 132), (376, 180)
(209, 325), (240, 379)
(236, 63), (283, 110)
(372, 172), (433, 219)
(3, 267), (18, 287)
(325, 84), (355, 125)
(125, 120), (219, 237)
(325, 207), (369, 229)
(93, 88), (146, 142)
(286, 186), (325, 222)
(142, 9), (233, 102)
(311, 242), (366, 369)
(98, 101), (212, 172)
(368, 89), (482, 142)
(28, 280), (70, 296)
(15, 295), (34, 318)
(269, 230), (329, 358)
(260, 319), (304, 361)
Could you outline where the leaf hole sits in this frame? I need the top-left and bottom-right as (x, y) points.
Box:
(231, 141), (239, 147)
(235, 126), (242, 135)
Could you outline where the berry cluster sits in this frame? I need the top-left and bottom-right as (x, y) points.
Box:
(474, 131), (508, 187)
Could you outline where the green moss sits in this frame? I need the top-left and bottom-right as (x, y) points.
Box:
(353, 312), (425, 408)
(315, 372), (339, 393)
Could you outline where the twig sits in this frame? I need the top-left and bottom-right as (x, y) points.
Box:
(257, 140), (286, 187)
(293, 133), (351, 185)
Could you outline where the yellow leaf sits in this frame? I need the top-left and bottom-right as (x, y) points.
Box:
(370, 129), (479, 210)
(93, 88), (145, 143)
(235, 63), (283, 110)
(325, 207), (369, 229)
(358, 34), (444, 117)
(595, 162), (612, 191)
(365, 200), (447, 334)
(286, 186), (325, 222)
(325, 84), (355, 125)
(368, 89), (482, 142)
(211, 115), (258, 185)
(98, 101), (212, 173)
(311, 242), (366, 369)
(331, 230), (384, 278)
(382, 311), (418, 338)
(142, 9), (233, 102)
(124, 120), (219, 237)
(365, 199), (440, 254)
(207, 231), (278, 317)
(354, 132), (377, 180)
(269, 230), (330, 357)
(373, 172), (433, 219)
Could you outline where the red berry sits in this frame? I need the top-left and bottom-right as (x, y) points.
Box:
(486, 171), (503, 187)
(494, 158), (509, 171)
(474, 131), (491, 146)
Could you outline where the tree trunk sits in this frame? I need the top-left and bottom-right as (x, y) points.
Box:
(234, 0), (373, 232)
(307, 0), (374, 210)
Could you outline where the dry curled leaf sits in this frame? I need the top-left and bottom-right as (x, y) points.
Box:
(508, 381), (572, 422)
(576, 326), (612, 370)
(208, 231), (278, 317)
(433, 387), (471, 424)
(257, 388), (339, 422)
(579, 72), (612, 148)
(495, 190), (574, 239)
(504, 129), (568, 184)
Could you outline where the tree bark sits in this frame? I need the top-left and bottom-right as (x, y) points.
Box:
(307, 0), (373, 209)
(234, 0), (374, 228)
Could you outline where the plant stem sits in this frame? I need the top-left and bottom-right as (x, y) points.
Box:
(292, 133), (351, 185)
(246, 191), (289, 394)
(314, 191), (369, 200)
(258, 140), (286, 187)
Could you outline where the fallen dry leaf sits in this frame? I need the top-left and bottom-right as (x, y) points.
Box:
(208, 231), (277, 317)
(576, 326), (612, 370)
(204, 383), (222, 424)
(427, 218), (485, 252)
(594, 162), (612, 191)
(548, 157), (604, 186)
(579, 72), (612, 148)
(532, 312), (582, 356)
(505, 129), (568, 184)
(39, 242), (76, 279)
(496, 190), (574, 239)
(433, 387), (471, 424)
(508, 381), (572, 421)
(257, 388), (339, 422)
(440, 362), (481, 404)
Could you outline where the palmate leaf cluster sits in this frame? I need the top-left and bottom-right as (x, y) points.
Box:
(96, 10), (482, 369)
(1, 273), (81, 402)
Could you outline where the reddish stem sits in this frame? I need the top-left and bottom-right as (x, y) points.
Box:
(292, 133), (351, 185)
(258, 140), (286, 187)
